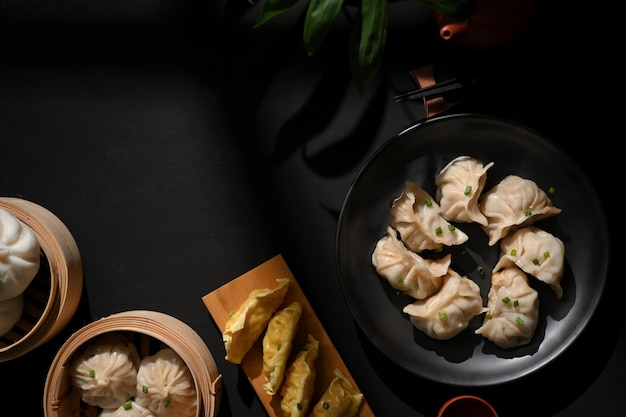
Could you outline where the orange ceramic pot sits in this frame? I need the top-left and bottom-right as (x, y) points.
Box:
(432, 0), (534, 50)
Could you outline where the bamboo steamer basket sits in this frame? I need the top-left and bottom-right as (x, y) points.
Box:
(0, 197), (83, 361)
(44, 310), (222, 417)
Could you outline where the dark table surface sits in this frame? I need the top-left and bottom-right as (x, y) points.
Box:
(0, 1), (621, 416)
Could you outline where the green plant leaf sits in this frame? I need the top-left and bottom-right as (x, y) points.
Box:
(420, 0), (476, 21)
(254, 0), (301, 28)
(303, 0), (345, 56)
(348, 0), (388, 93)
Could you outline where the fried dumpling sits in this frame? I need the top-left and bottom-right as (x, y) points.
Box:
(0, 207), (41, 301)
(475, 266), (539, 349)
(493, 226), (565, 298)
(403, 269), (484, 340)
(371, 226), (449, 299)
(262, 301), (303, 395)
(479, 175), (561, 246)
(223, 277), (290, 364)
(134, 347), (197, 417)
(390, 180), (469, 253)
(69, 332), (140, 410)
(435, 155), (494, 226)
(280, 334), (319, 417)
(308, 368), (363, 417)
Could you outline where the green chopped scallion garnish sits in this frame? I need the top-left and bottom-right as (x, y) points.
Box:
(516, 317), (525, 325)
(229, 311), (234, 317)
(476, 266), (485, 274)
(277, 344), (282, 350)
(425, 199), (433, 207)
(397, 277), (404, 284)
(525, 209), (532, 216)
(163, 400), (171, 408)
(448, 224), (456, 231)
(502, 296), (511, 304)
(297, 403), (303, 410)
(89, 369), (95, 378)
(142, 385), (148, 394)
(513, 300), (519, 308)
(435, 226), (443, 235)
(438, 310), (447, 321)
(510, 249), (517, 256)
(485, 312), (493, 319)
(548, 186), (556, 195)
(532, 258), (539, 265)
(123, 402), (132, 410)
(543, 251), (550, 259)
(464, 185), (472, 195)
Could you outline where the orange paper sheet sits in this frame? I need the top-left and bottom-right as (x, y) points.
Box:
(202, 254), (374, 417)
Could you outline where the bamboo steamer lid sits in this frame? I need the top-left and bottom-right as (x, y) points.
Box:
(0, 197), (83, 361)
(44, 310), (222, 417)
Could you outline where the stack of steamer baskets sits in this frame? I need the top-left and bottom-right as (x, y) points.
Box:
(0, 197), (84, 362)
(0, 197), (222, 416)
(44, 310), (223, 417)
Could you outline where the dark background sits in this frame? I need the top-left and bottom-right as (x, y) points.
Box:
(0, 1), (621, 416)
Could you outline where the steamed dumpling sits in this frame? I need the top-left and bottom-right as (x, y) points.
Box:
(308, 368), (363, 417)
(475, 267), (539, 349)
(100, 401), (153, 417)
(262, 301), (303, 395)
(479, 175), (561, 245)
(435, 155), (494, 226)
(134, 347), (197, 417)
(223, 277), (290, 364)
(69, 332), (141, 410)
(390, 180), (469, 253)
(493, 226), (565, 298)
(280, 334), (319, 417)
(371, 226), (449, 299)
(0, 293), (23, 337)
(0, 208), (41, 301)
(403, 269), (484, 340)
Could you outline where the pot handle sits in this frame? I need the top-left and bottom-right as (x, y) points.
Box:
(409, 64), (449, 118)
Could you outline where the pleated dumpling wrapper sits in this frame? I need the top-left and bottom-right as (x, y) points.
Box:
(479, 175), (561, 246)
(475, 266), (539, 349)
(493, 226), (565, 299)
(372, 226), (449, 300)
(223, 277), (290, 364)
(134, 347), (197, 417)
(280, 334), (319, 417)
(262, 300), (303, 395)
(390, 180), (469, 253)
(402, 269), (485, 340)
(435, 155), (495, 226)
(69, 332), (141, 410)
(309, 368), (363, 417)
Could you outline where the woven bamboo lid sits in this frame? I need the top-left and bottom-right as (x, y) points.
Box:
(0, 197), (83, 361)
(44, 310), (222, 417)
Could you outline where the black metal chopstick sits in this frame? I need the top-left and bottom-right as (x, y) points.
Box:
(393, 78), (467, 103)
